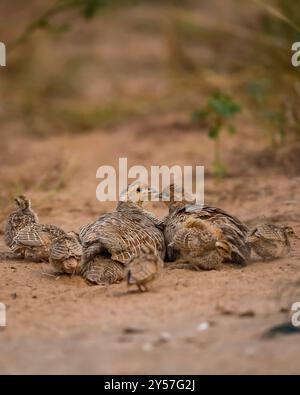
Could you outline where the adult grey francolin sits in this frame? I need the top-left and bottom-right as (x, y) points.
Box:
(160, 184), (250, 265)
(79, 182), (166, 283)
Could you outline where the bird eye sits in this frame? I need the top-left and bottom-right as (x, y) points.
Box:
(136, 187), (141, 192)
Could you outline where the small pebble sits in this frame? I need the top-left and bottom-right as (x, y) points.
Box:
(142, 342), (154, 352)
(239, 310), (255, 318)
(197, 322), (210, 332)
(160, 331), (172, 342)
(123, 326), (145, 334)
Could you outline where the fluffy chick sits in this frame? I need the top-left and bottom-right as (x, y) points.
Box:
(4, 196), (38, 256)
(246, 223), (297, 259)
(126, 245), (164, 292)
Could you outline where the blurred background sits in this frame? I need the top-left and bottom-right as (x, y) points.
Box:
(0, 0), (300, 217)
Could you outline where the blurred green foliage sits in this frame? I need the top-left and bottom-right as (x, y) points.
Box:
(192, 92), (241, 179)
(3, 0), (300, 164)
(251, 0), (300, 140)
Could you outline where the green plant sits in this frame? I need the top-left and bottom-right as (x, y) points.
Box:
(192, 92), (241, 179)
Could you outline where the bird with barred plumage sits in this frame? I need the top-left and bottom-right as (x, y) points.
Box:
(126, 245), (164, 292)
(79, 182), (165, 284)
(160, 184), (250, 266)
(50, 231), (82, 274)
(246, 223), (298, 260)
(81, 256), (124, 285)
(169, 217), (232, 270)
(4, 196), (38, 257)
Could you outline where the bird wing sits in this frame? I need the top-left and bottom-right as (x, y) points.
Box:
(14, 225), (46, 247)
(108, 219), (165, 264)
(82, 258), (124, 285)
(81, 212), (165, 265)
(51, 241), (68, 261)
(173, 227), (215, 256)
(185, 205), (249, 234)
(165, 204), (250, 265)
(255, 224), (286, 242)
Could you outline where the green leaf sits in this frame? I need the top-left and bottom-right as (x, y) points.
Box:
(208, 92), (241, 119)
(208, 126), (220, 139)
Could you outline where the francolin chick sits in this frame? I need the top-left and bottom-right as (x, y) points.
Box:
(81, 256), (124, 285)
(50, 232), (82, 274)
(13, 223), (66, 262)
(246, 223), (297, 259)
(170, 217), (232, 270)
(126, 245), (164, 292)
(4, 196), (38, 256)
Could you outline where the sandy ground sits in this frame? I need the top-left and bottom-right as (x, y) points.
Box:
(0, 124), (300, 375)
(0, 0), (300, 375)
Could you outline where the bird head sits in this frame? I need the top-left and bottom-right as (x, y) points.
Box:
(120, 181), (157, 206)
(63, 258), (81, 275)
(216, 240), (232, 259)
(283, 226), (298, 239)
(14, 195), (31, 210)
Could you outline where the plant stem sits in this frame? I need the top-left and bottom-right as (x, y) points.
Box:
(8, 0), (76, 52)
(214, 135), (220, 164)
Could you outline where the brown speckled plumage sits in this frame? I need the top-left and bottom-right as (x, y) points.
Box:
(4, 196), (38, 255)
(246, 223), (297, 259)
(126, 245), (164, 292)
(161, 184), (250, 265)
(13, 223), (66, 262)
(170, 218), (232, 270)
(81, 257), (124, 285)
(50, 232), (82, 274)
(80, 183), (166, 266)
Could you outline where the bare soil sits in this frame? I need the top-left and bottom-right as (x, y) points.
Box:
(0, 125), (300, 375)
